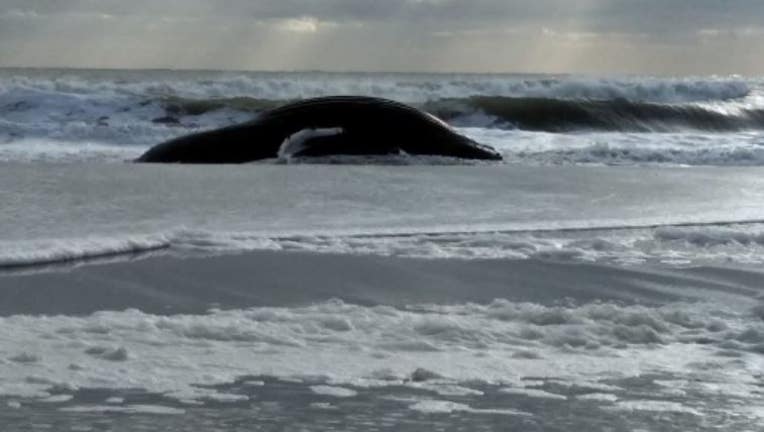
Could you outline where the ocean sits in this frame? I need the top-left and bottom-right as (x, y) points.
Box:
(0, 68), (763, 430)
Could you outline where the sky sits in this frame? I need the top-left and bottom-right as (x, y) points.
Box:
(1, 0), (763, 75)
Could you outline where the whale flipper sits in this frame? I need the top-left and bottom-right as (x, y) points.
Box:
(278, 127), (345, 160)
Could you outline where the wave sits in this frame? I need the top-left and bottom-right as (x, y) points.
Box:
(654, 226), (764, 247)
(1, 70), (752, 104)
(6, 222), (764, 272)
(427, 97), (764, 132)
(140, 95), (764, 134)
(143, 94), (764, 133)
(0, 235), (171, 270)
(0, 71), (759, 146)
(2, 70), (764, 164)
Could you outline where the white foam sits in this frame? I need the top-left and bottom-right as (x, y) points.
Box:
(411, 383), (485, 397)
(0, 139), (144, 163)
(0, 234), (171, 269)
(310, 402), (337, 410)
(38, 394), (74, 403)
(576, 393), (618, 402)
(166, 222), (764, 267)
(0, 72), (749, 109)
(408, 400), (469, 414)
(0, 299), (761, 406)
(612, 400), (702, 416)
(499, 387), (567, 400)
(59, 405), (186, 415)
(465, 128), (764, 167)
(203, 393), (250, 403)
(5, 216), (764, 272)
(310, 385), (358, 398)
(408, 400), (530, 416)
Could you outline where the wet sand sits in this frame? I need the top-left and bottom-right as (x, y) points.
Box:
(1, 251), (761, 316)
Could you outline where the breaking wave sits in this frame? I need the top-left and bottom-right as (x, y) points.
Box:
(426, 97), (764, 132)
(6, 222), (764, 272)
(0, 70), (751, 104)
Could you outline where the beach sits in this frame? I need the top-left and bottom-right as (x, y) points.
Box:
(1, 70), (764, 430)
(2, 248), (764, 430)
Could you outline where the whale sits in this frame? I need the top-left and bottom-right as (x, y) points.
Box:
(135, 96), (503, 163)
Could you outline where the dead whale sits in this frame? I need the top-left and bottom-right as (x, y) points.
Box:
(135, 96), (502, 163)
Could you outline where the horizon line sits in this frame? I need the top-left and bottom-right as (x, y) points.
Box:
(0, 65), (750, 79)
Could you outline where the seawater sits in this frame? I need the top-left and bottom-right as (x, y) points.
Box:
(1, 69), (763, 431)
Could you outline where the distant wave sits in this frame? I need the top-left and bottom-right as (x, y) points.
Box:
(159, 95), (283, 116)
(0, 71), (752, 103)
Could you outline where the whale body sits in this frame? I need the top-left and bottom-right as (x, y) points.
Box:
(135, 96), (502, 163)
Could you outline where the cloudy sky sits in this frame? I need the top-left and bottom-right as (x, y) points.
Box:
(1, 0), (763, 74)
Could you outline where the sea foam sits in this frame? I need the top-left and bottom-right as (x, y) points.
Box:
(0, 299), (760, 408)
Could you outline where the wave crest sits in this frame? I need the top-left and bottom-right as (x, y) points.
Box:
(430, 97), (764, 132)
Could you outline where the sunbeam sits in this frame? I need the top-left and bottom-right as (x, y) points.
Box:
(2, 1), (764, 73)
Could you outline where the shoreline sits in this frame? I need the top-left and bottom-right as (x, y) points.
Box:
(1, 250), (761, 316)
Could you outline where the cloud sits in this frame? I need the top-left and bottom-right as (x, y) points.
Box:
(3, 1), (763, 34)
(0, 0), (763, 73)
(0, 8), (40, 20)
